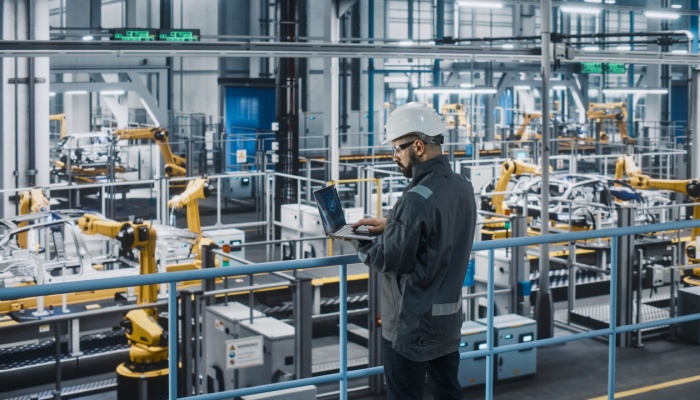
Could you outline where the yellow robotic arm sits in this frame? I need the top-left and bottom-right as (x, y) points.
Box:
(167, 178), (214, 264)
(167, 178), (211, 235)
(626, 175), (700, 283)
(17, 188), (52, 249)
(49, 114), (66, 139)
(614, 155), (642, 181)
(492, 159), (550, 216)
(440, 103), (469, 129)
(77, 214), (158, 308)
(587, 102), (634, 145)
(114, 127), (186, 177)
(515, 112), (543, 141)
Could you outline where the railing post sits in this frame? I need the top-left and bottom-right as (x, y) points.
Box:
(486, 248), (495, 400)
(340, 263), (348, 400)
(168, 282), (178, 400)
(368, 269), (383, 394)
(608, 236), (618, 400)
(294, 276), (313, 380)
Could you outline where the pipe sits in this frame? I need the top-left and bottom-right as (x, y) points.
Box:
(368, 0), (374, 146)
(13, 0), (19, 214)
(537, 0), (553, 340)
(28, 0), (36, 187)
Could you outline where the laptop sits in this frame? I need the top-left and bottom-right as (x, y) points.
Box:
(313, 185), (376, 241)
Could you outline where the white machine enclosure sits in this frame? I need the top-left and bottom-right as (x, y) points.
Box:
(458, 321), (488, 388)
(206, 227), (246, 265)
(477, 314), (537, 380)
(204, 302), (265, 392)
(280, 204), (321, 260)
(237, 317), (296, 387)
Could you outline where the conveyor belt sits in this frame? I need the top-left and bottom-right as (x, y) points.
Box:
(5, 377), (116, 400)
(0, 329), (127, 370)
(570, 293), (671, 331)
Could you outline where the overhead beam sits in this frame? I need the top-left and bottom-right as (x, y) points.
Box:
(1, 40), (699, 66)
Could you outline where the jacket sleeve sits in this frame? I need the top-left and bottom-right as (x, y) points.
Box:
(353, 196), (425, 276)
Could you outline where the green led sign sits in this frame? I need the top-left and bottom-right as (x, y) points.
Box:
(158, 29), (201, 42)
(580, 62), (603, 74)
(605, 63), (626, 74)
(111, 28), (157, 41)
(579, 62), (626, 75)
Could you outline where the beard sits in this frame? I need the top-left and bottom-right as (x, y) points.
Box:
(397, 149), (419, 178)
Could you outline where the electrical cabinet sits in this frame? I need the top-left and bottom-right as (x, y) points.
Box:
(477, 314), (537, 380)
(458, 321), (488, 388)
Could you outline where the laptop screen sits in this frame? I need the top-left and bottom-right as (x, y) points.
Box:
(313, 186), (347, 235)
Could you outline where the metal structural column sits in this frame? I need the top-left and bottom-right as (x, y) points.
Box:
(691, 68), (700, 178)
(536, 0), (554, 340)
(510, 215), (530, 316)
(615, 205), (635, 347)
(294, 277), (313, 379)
(0, 0), (50, 218)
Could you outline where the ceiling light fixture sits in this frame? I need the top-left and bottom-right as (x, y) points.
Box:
(561, 6), (601, 14)
(671, 4), (682, 9)
(514, 85), (531, 90)
(414, 87), (497, 95)
(64, 90), (88, 95)
(99, 90), (126, 95)
(644, 10), (681, 19)
(602, 88), (668, 95)
(458, 1), (504, 8)
(397, 40), (414, 46)
(82, 35), (94, 41)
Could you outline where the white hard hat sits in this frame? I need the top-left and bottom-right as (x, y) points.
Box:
(382, 102), (446, 145)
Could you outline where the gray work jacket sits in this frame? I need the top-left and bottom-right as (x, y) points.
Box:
(355, 155), (477, 362)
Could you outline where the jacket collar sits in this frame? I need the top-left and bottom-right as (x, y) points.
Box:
(411, 155), (451, 186)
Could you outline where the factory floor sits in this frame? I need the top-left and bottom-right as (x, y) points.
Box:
(330, 328), (700, 400)
(9, 194), (700, 399)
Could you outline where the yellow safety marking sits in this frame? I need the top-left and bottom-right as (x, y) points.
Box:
(588, 375), (700, 400)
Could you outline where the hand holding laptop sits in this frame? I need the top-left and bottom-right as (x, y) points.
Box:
(352, 217), (386, 235)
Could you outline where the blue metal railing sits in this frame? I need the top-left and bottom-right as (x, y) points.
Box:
(3, 219), (700, 399)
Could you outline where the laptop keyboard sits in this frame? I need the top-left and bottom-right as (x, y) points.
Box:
(335, 225), (373, 239)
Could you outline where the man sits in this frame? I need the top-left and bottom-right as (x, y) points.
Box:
(351, 102), (477, 400)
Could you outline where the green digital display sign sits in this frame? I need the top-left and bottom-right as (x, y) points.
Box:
(605, 63), (626, 74)
(579, 62), (626, 74)
(111, 28), (157, 41)
(158, 29), (201, 42)
(580, 62), (603, 74)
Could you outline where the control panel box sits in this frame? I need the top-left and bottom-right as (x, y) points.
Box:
(458, 321), (488, 387)
(477, 314), (537, 380)
(204, 302), (266, 392)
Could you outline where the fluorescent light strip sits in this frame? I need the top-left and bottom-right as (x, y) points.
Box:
(602, 88), (668, 95)
(100, 90), (126, 95)
(397, 40), (414, 46)
(560, 6), (601, 14)
(458, 1), (503, 8)
(64, 90), (88, 95)
(414, 87), (497, 94)
(514, 85), (531, 90)
(644, 10), (680, 19)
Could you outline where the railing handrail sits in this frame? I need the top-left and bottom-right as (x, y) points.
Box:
(2, 218), (699, 301)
